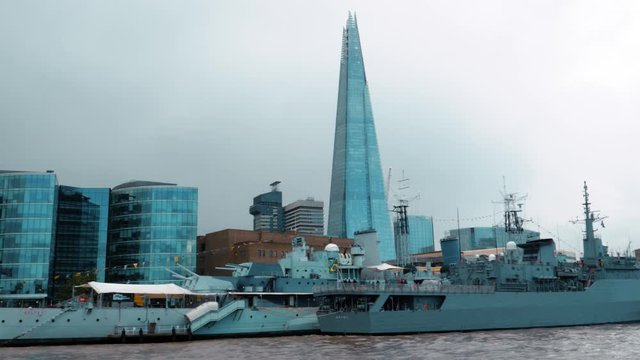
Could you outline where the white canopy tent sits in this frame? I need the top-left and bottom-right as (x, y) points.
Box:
(367, 263), (404, 272)
(77, 281), (194, 295)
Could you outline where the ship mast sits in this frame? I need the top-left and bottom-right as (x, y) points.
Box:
(493, 178), (527, 248)
(581, 181), (603, 267)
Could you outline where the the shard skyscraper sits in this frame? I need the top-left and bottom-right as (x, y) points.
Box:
(328, 13), (395, 261)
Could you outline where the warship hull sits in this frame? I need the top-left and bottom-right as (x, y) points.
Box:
(317, 279), (640, 334)
(0, 305), (318, 345)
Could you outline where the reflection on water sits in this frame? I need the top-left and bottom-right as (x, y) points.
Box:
(4, 323), (640, 360)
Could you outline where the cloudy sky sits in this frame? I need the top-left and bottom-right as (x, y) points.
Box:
(2, 1), (639, 255)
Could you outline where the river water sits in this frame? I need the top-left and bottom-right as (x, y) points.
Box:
(4, 323), (640, 359)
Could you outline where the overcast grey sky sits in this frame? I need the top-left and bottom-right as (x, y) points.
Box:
(2, 1), (639, 255)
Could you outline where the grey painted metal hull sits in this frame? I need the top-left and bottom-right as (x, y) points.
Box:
(317, 279), (640, 334)
(0, 306), (318, 345)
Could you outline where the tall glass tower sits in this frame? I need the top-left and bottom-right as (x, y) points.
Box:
(328, 13), (394, 261)
(53, 186), (110, 292)
(0, 171), (57, 305)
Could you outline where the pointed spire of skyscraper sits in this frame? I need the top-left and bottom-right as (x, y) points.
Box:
(328, 14), (395, 261)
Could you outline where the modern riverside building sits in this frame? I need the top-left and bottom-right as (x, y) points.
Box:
(107, 181), (197, 284)
(448, 226), (540, 251)
(249, 182), (284, 232)
(0, 171), (57, 305)
(407, 215), (434, 255)
(284, 198), (324, 235)
(328, 13), (394, 260)
(52, 186), (110, 298)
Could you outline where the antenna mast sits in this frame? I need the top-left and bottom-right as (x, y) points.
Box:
(492, 178), (527, 248)
(391, 170), (419, 267)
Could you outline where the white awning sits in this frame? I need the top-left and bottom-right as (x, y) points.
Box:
(79, 281), (194, 295)
(367, 263), (404, 271)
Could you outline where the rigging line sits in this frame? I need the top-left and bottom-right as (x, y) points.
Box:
(527, 219), (581, 253)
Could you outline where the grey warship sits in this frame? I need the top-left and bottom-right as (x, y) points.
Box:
(315, 183), (640, 334)
(0, 237), (363, 345)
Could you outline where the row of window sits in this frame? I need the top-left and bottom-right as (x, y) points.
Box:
(0, 175), (56, 190)
(56, 223), (102, 234)
(0, 233), (54, 248)
(0, 248), (51, 264)
(111, 188), (197, 204)
(0, 219), (54, 234)
(0, 264), (50, 280)
(0, 279), (47, 295)
(0, 203), (55, 218)
(110, 200), (197, 216)
(109, 252), (195, 266)
(0, 189), (56, 204)
(109, 239), (194, 255)
(109, 214), (197, 228)
(110, 227), (195, 242)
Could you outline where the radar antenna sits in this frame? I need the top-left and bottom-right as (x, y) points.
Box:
(492, 177), (528, 233)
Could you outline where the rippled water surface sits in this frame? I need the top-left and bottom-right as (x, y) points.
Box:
(5, 323), (640, 360)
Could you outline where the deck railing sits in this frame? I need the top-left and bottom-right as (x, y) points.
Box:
(313, 282), (495, 295)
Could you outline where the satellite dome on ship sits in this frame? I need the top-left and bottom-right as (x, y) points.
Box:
(324, 243), (339, 252)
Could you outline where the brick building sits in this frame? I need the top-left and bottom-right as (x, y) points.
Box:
(196, 229), (353, 275)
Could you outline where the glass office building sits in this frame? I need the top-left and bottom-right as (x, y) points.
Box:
(328, 13), (394, 260)
(249, 189), (284, 232)
(0, 171), (57, 303)
(53, 186), (110, 296)
(407, 215), (434, 255)
(107, 181), (197, 284)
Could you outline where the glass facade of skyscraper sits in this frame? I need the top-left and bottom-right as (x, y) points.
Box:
(407, 215), (434, 255)
(107, 181), (197, 284)
(53, 186), (110, 295)
(0, 171), (57, 303)
(328, 13), (395, 260)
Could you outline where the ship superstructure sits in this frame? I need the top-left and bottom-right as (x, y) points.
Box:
(315, 183), (640, 334)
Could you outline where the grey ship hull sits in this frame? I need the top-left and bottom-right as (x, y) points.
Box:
(317, 279), (640, 334)
(0, 305), (317, 345)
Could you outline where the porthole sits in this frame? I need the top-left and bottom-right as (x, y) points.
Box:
(250, 315), (253, 319)
(157, 318), (161, 321)
(35, 319), (39, 323)
(96, 319), (100, 322)
(264, 315), (267, 318)
(51, 319), (55, 323)
(137, 317), (141, 321)
(67, 319), (70, 322)
(19, 319), (22, 323)
(1, 320), (4, 323)
(296, 314), (299, 317)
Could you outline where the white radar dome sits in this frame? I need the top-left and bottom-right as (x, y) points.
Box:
(488, 254), (496, 261)
(506, 241), (517, 250)
(324, 243), (340, 252)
